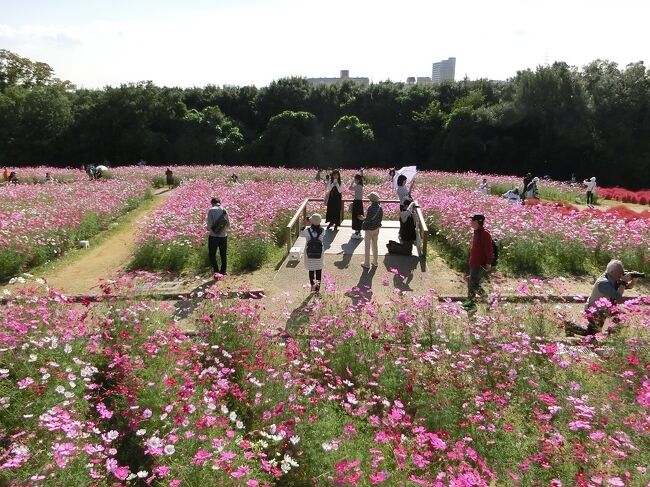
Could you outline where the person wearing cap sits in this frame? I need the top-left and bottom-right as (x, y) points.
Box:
(566, 259), (637, 336)
(207, 197), (229, 275)
(359, 192), (383, 269)
(302, 213), (325, 293)
(467, 214), (494, 305)
(583, 176), (597, 207)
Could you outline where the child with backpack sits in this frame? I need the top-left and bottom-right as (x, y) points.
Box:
(303, 213), (325, 293)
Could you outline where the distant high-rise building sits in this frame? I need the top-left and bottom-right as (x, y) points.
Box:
(416, 77), (433, 85)
(307, 69), (369, 86)
(431, 57), (456, 83)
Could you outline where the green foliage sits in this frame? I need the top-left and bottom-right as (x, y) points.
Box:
(3, 50), (650, 188)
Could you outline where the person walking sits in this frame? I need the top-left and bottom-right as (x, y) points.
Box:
(466, 214), (494, 307)
(360, 192), (383, 269)
(349, 173), (364, 239)
(325, 170), (342, 231)
(387, 199), (417, 256)
(315, 169), (322, 182)
(302, 213), (325, 293)
(583, 176), (597, 207)
(165, 168), (174, 189)
(206, 197), (229, 276)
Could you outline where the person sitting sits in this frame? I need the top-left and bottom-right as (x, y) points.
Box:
(387, 199), (418, 256)
(8, 171), (18, 184)
(502, 187), (520, 203)
(566, 260), (638, 336)
(230, 173), (239, 183)
(478, 178), (489, 195)
(45, 172), (53, 183)
(525, 177), (539, 199)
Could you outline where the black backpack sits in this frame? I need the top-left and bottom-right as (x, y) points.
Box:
(211, 209), (228, 234)
(306, 228), (323, 258)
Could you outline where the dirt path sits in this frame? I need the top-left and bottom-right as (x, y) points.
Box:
(4, 189), (173, 295)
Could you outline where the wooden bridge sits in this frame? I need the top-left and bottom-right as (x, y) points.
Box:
(285, 198), (429, 260)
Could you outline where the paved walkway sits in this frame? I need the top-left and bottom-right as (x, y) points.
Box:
(292, 219), (414, 256)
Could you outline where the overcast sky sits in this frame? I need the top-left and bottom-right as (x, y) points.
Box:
(1, 0), (648, 89)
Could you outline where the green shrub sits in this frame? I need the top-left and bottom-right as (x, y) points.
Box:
(500, 239), (545, 275)
(231, 237), (270, 272)
(0, 248), (26, 281)
(151, 175), (180, 188)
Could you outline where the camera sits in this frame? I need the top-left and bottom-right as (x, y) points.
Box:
(627, 271), (645, 279)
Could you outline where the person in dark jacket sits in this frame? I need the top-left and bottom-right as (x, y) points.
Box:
(466, 214), (494, 305)
(359, 192), (383, 269)
(206, 197), (230, 275)
(165, 168), (174, 188)
(387, 199), (417, 256)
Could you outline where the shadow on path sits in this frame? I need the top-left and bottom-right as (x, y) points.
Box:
(285, 295), (318, 335)
(345, 265), (377, 307)
(382, 255), (421, 292)
(172, 279), (219, 322)
(333, 238), (363, 269)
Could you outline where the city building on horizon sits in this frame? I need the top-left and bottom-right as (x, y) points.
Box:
(431, 57), (456, 83)
(307, 70), (369, 86)
(416, 76), (433, 85)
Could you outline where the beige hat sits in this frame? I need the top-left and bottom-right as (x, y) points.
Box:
(367, 192), (380, 203)
(309, 213), (322, 225)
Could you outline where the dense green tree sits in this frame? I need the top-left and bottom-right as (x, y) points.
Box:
(330, 115), (374, 166)
(253, 110), (322, 167)
(4, 50), (650, 188)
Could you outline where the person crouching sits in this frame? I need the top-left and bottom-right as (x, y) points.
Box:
(387, 199), (417, 256)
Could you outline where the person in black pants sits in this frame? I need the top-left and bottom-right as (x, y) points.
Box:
(206, 197), (229, 275)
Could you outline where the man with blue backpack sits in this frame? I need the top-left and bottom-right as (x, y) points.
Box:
(466, 214), (497, 308)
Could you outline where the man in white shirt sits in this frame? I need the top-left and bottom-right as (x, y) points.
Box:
(583, 177), (597, 207)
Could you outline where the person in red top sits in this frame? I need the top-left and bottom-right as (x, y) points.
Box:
(467, 214), (494, 305)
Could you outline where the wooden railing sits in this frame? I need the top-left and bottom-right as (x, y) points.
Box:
(413, 201), (429, 257)
(285, 198), (429, 257)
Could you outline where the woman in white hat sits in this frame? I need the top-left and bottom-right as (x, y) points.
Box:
(583, 176), (597, 207)
(302, 213), (325, 293)
(359, 192), (383, 269)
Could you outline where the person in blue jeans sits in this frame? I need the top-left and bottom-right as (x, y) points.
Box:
(206, 197), (230, 275)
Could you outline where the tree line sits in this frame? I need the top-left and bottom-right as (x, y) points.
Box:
(1, 49), (649, 188)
